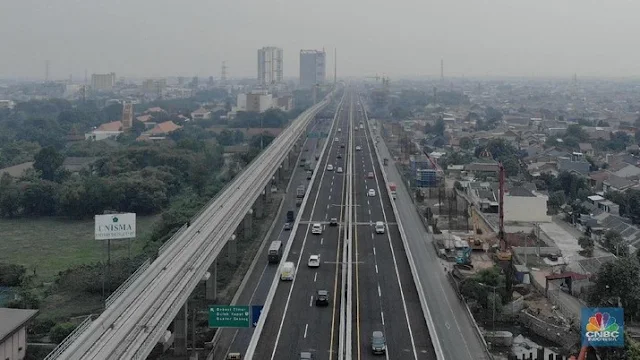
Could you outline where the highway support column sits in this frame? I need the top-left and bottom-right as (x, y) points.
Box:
(227, 234), (237, 265)
(255, 193), (264, 219)
(173, 302), (188, 355)
(205, 260), (217, 301)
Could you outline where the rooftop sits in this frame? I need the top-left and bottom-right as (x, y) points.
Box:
(0, 308), (38, 343)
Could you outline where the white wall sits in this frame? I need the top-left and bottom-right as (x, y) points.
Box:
(0, 326), (26, 360)
(504, 195), (551, 223)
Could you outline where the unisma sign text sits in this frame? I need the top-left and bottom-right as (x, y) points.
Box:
(581, 307), (624, 348)
(95, 213), (136, 240)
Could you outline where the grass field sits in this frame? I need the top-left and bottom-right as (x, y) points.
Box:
(0, 215), (159, 283)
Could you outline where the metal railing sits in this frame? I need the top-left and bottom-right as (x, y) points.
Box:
(43, 315), (94, 360)
(105, 259), (151, 308)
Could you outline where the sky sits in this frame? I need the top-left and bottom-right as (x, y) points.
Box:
(2, 0), (640, 80)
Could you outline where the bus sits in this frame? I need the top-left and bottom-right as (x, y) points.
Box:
(268, 241), (283, 264)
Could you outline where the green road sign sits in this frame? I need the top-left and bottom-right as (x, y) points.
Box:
(208, 305), (251, 328)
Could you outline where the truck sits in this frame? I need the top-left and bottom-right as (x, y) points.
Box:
(296, 185), (306, 198)
(388, 182), (397, 200)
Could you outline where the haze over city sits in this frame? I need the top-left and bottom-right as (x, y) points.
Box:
(2, 0), (640, 79)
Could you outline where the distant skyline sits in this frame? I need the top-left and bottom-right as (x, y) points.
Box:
(2, 0), (640, 80)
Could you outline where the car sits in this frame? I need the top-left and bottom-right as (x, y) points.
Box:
(311, 223), (323, 234)
(315, 290), (329, 306)
(340, 144), (345, 148)
(308, 254), (320, 267)
(375, 221), (385, 234)
(329, 217), (338, 226)
(327, 164), (334, 171)
(371, 331), (386, 354)
(304, 148), (309, 152)
(356, 145), (362, 151)
(337, 153), (342, 159)
(337, 167), (343, 173)
(360, 124), (364, 129)
(338, 128), (341, 132)
(284, 222), (292, 231)
(300, 351), (314, 360)
(334, 137), (339, 142)
(306, 171), (312, 180)
(368, 189), (376, 197)
(368, 172), (374, 179)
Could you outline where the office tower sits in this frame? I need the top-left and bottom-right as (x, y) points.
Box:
(299, 49), (326, 88)
(91, 72), (116, 91)
(257, 47), (283, 85)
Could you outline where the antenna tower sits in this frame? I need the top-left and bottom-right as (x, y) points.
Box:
(440, 58), (444, 84)
(334, 48), (337, 84)
(45, 60), (50, 82)
(221, 61), (228, 84)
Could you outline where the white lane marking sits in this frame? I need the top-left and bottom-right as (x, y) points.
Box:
(371, 233), (374, 239)
(327, 204), (330, 210)
(375, 264), (379, 274)
(309, 296), (314, 307)
(368, 209), (371, 216)
(367, 200), (370, 205)
(445, 322), (451, 330)
(304, 324), (309, 338)
(363, 105), (419, 358)
(321, 237), (324, 245)
(373, 247), (376, 256)
(325, 214), (328, 220)
(378, 285), (382, 297)
(329, 195), (332, 200)
(314, 272), (318, 282)
(381, 311), (385, 325)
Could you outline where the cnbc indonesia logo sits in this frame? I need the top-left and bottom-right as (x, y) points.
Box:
(584, 311), (621, 345)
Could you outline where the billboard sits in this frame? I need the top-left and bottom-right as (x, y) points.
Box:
(95, 213), (136, 240)
(581, 307), (624, 347)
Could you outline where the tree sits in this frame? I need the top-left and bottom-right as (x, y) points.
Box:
(501, 157), (519, 177)
(588, 257), (640, 318)
(49, 323), (77, 344)
(603, 230), (629, 257)
(578, 235), (594, 257)
(459, 137), (473, 150)
(432, 118), (445, 136)
(33, 146), (64, 181)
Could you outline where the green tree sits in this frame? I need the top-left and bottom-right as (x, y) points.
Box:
(49, 323), (77, 344)
(432, 118), (445, 136)
(578, 235), (594, 257)
(33, 146), (64, 181)
(501, 157), (519, 177)
(0, 184), (20, 218)
(20, 180), (59, 216)
(588, 257), (640, 317)
(459, 137), (473, 150)
(603, 230), (629, 257)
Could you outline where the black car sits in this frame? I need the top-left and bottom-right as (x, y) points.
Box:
(340, 144), (345, 148)
(315, 290), (329, 306)
(337, 154), (342, 159)
(329, 218), (338, 226)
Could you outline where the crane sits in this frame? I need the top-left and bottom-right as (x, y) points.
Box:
(496, 162), (512, 262)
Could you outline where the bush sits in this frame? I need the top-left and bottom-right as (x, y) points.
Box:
(28, 318), (57, 336)
(0, 263), (26, 286)
(55, 256), (146, 294)
(49, 322), (77, 343)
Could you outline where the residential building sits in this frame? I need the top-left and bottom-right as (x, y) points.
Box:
(0, 100), (16, 109)
(85, 121), (123, 140)
(121, 102), (133, 130)
(137, 121), (182, 141)
(257, 47), (283, 86)
(0, 308), (38, 360)
(299, 49), (326, 88)
(191, 107), (212, 120)
(557, 153), (590, 175)
(578, 143), (594, 156)
(91, 72), (116, 92)
(236, 91), (274, 113)
(274, 95), (293, 111)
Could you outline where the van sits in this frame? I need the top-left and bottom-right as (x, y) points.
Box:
(281, 262), (295, 281)
(268, 241), (283, 264)
(375, 221), (385, 234)
(226, 353), (241, 360)
(286, 210), (295, 223)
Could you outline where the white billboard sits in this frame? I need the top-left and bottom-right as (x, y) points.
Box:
(95, 213), (136, 240)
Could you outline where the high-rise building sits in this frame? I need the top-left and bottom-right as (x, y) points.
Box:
(257, 47), (283, 86)
(121, 102), (133, 129)
(299, 50), (326, 88)
(91, 73), (116, 91)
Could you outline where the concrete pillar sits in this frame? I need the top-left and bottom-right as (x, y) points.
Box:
(173, 302), (188, 355)
(255, 196), (264, 219)
(245, 209), (253, 233)
(228, 235), (237, 265)
(205, 260), (217, 301)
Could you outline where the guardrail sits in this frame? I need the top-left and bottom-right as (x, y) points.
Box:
(43, 315), (94, 360)
(361, 100), (446, 359)
(245, 92), (345, 359)
(105, 259), (151, 308)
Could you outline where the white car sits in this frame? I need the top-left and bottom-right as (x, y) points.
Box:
(338, 128), (342, 133)
(327, 164), (334, 171)
(375, 221), (385, 234)
(334, 137), (339, 142)
(356, 145), (362, 151)
(368, 189), (376, 197)
(337, 167), (343, 173)
(312, 223), (323, 234)
(308, 254), (320, 267)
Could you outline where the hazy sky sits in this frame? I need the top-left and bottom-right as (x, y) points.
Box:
(2, 0), (640, 80)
